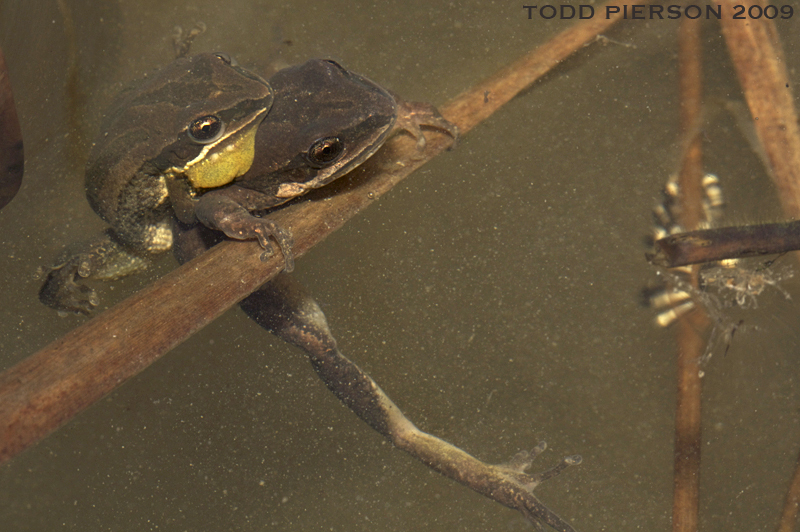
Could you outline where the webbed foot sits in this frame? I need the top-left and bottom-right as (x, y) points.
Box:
(214, 215), (295, 272)
(39, 254), (100, 315)
(500, 442), (582, 491)
(195, 197), (295, 272)
(248, 218), (295, 272)
(493, 442), (582, 532)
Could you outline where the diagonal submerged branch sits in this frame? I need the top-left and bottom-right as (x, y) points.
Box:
(0, 4), (641, 523)
(718, 0), (800, 221)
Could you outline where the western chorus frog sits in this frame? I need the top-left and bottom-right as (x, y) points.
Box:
(41, 57), (456, 314)
(40, 52), (274, 313)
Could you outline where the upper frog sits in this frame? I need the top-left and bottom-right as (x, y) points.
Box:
(86, 52), (274, 253)
(39, 52), (273, 314)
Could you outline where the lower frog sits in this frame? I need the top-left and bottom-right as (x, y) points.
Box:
(40, 58), (457, 314)
(177, 58), (457, 273)
(169, 61), (579, 532)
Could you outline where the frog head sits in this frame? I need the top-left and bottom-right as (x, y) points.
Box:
(85, 52), (274, 226)
(236, 59), (398, 200)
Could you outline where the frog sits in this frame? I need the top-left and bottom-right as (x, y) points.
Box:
(40, 52), (275, 314)
(173, 58), (457, 268)
(40, 54), (581, 530)
(170, 62), (579, 531)
(41, 57), (457, 315)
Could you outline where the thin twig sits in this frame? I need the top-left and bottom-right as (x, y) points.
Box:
(648, 220), (800, 268)
(718, 0), (800, 219)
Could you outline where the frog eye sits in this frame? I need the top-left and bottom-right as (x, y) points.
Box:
(307, 137), (343, 165)
(188, 115), (225, 144)
(214, 53), (232, 64)
(214, 52), (239, 67)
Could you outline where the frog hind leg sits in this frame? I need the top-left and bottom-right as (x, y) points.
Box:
(240, 273), (581, 532)
(39, 228), (154, 315)
(170, 223), (580, 530)
(41, 170), (177, 314)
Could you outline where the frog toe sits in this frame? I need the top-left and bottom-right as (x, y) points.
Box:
(394, 99), (459, 150)
(487, 443), (581, 531)
(498, 441), (581, 491)
(253, 220), (295, 273)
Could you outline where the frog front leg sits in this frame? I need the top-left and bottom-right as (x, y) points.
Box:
(240, 273), (581, 532)
(193, 186), (295, 272)
(389, 94), (459, 150)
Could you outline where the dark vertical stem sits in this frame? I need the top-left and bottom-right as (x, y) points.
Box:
(0, 46), (24, 210)
(672, 15), (708, 532)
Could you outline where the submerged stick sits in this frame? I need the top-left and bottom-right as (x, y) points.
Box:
(778, 447), (800, 532)
(0, 46), (24, 210)
(671, 15), (707, 532)
(0, 0), (640, 470)
(648, 220), (800, 268)
(649, 0), (800, 274)
(718, 0), (800, 220)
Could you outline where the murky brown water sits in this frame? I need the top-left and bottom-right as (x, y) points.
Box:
(2, 1), (800, 530)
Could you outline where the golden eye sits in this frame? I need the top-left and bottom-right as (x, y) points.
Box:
(307, 137), (343, 165)
(214, 52), (232, 65)
(188, 115), (225, 144)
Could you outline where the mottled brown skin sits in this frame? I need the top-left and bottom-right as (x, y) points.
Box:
(40, 58), (453, 314)
(179, 60), (406, 271)
(86, 52), (274, 251)
(40, 53), (274, 314)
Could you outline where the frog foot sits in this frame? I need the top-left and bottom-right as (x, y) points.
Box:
(39, 256), (100, 315)
(250, 219), (295, 273)
(39, 230), (154, 315)
(195, 197), (296, 272)
(214, 214), (295, 272)
(491, 442), (582, 532)
(499, 442), (582, 491)
(393, 98), (459, 150)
